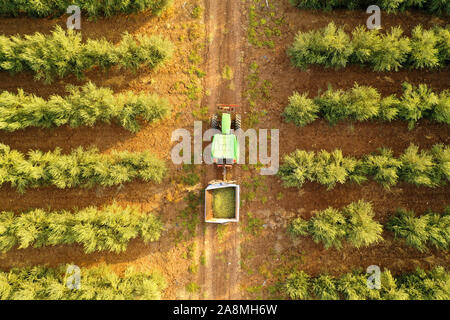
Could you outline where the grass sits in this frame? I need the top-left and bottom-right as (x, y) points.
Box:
(186, 282), (200, 293)
(188, 263), (199, 274)
(191, 1), (204, 19)
(200, 251), (206, 265)
(192, 106), (209, 121)
(240, 259), (255, 275)
(261, 195), (268, 204)
(242, 175), (268, 203)
(180, 20), (206, 102)
(240, 247), (256, 276)
(187, 242), (197, 259)
(178, 192), (202, 239)
(216, 224), (229, 243)
(244, 212), (264, 236)
(243, 191), (256, 202)
(186, 81), (202, 100)
(246, 284), (263, 294)
(212, 188), (236, 218)
(222, 65), (234, 80)
(247, 0), (284, 49)
(181, 163), (201, 186)
(182, 172), (200, 186)
(244, 62), (271, 128)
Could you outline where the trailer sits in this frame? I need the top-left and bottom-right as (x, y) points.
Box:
(204, 181), (240, 224)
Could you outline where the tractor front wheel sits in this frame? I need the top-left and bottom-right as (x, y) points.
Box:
(235, 114), (241, 130)
(211, 114), (219, 129)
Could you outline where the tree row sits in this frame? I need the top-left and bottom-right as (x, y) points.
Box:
(0, 144), (167, 193)
(0, 203), (163, 253)
(284, 82), (449, 128)
(288, 23), (449, 71)
(289, 200), (449, 251)
(289, 0), (449, 15)
(279, 144), (449, 189)
(0, 0), (172, 18)
(0, 26), (174, 83)
(284, 266), (449, 300)
(0, 264), (167, 300)
(0, 82), (170, 132)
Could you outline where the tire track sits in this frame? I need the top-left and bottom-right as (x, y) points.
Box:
(200, 0), (243, 300)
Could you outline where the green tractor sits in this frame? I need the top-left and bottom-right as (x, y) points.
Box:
(210, 104), (241, 180)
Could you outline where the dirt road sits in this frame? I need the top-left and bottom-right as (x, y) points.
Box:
(200, 0), (243, 299)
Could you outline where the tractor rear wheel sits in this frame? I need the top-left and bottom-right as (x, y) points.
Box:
(211, 114), (219, 129)
(235, 114), (241, 130)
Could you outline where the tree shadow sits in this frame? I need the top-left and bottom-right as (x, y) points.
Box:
(0, 122), (137, 153)
(0, 180), (169, 212)
(0, 10), (164, 41)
